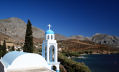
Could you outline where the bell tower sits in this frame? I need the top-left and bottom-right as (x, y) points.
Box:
(42, 24), (60, 72)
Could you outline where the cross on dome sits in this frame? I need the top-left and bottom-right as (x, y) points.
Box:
(48, 24), (51, 30)
(46, 24), (54, 34)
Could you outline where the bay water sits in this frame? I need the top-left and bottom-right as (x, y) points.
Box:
(72, 54), (119, 72)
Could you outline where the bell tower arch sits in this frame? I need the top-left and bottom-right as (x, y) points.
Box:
(42, 24), (60, 72)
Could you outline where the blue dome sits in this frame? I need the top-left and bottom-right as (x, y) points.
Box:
(46, 29), (54, 34)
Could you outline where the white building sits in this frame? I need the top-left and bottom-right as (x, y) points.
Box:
(0, 51), (52, 72)
(0, 24), (60, 72)
(42, 24), (60, 72)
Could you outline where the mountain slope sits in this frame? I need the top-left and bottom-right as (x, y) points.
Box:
(55, 34), (67, 40)
(92, 33), (119, 48)
(58, 39), (119, 54)
(0, 17), (44, 41)
(69, 35), (91, 41)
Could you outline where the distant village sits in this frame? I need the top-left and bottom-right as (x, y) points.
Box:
(0, 37), (42, 52)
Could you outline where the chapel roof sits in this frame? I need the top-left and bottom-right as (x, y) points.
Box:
(46, 29), (54, 34)
(0, 51), (49, 70)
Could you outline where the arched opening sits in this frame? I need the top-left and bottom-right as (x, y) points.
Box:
(104, 41), (106, 44)
(112, 40), (115, 43)
(47, 35), (49, 39)
(49, 45), (55, 62)
(51, 35), (53, 39)
(0, 61), (5, 72)
(45, 46), (47, 60)
(52, 65), (56, 71)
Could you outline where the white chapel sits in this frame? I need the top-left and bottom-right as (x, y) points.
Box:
(0, 24), (60, 72)
(42, 24), (60, 72)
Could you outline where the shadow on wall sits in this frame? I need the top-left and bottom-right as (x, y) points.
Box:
(0, 61), (4, 72)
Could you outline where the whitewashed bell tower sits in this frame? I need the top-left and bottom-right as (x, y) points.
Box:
(42, 24), (60, 72)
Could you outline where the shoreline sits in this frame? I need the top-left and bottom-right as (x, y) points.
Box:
(70, 53), (119, 59)
(72, 54), (119, 72)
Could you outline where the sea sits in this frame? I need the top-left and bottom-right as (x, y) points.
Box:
(72, 54), (119, 72)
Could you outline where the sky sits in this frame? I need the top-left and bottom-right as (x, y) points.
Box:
(0, 0), (119, 37)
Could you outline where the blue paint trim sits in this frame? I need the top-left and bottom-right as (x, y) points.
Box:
(46, 30), (54, 34)
(56, 70), (60, 72)
(42, 44), (46, 58)
(50, 47), (52, 62)
(1, 51), (26, 68)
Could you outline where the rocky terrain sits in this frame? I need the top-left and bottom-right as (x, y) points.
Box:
(55, 34), (67, 40)
(91, 33), (119, 48)
(66, 34), (119, 48)
(69, 35), (91, 41)
(58, 39), (119, 54)
(0, 17), (119, 49)
(0, 32), (13, 41)
(0, 17), (44, 41)
(0, 17), (68, 42)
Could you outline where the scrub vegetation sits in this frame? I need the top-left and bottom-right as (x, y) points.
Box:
(58, 53), (91, 72)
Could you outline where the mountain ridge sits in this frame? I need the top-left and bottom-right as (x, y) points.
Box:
(0, 17), (44, 41)
(0, 17), (119, 48)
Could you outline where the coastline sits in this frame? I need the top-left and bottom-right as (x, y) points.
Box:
(71, 53), (119, 72)
(70, 52), (119, 59)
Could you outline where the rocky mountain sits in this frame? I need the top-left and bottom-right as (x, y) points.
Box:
(91, 33), (119, 48)
(66, 33), (119, 48)
(0, 32), (14, 42)
(58, 39), (119, 54)
(55, 34), (67, 40)
(0, 17), (44, 41)
(0, 17), (119, 49)
(69, 35), (91, 41)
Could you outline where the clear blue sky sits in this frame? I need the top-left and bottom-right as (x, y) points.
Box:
(0, 0), (119, 37)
